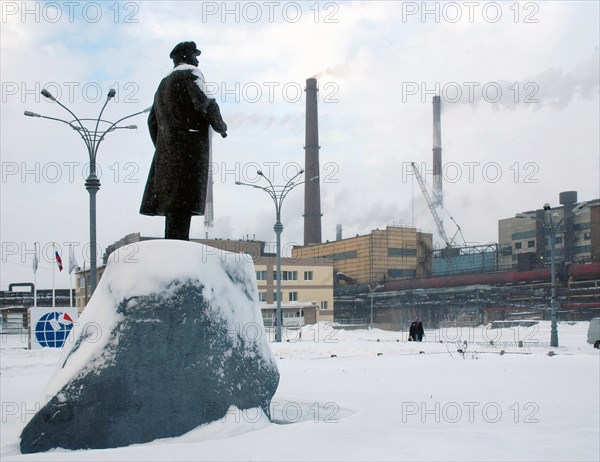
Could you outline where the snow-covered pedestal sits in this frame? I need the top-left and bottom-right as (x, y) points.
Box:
(20, 240), (279, 453)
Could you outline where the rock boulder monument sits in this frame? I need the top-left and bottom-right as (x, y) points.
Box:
(20, 240), (279, 453)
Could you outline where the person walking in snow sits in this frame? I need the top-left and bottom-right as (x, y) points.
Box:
(140, 41), (227, 240)
(416, 321), (424, 342)
(409, 321), (417, 341)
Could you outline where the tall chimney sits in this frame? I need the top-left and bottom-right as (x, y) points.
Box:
(304, 77), (322, 246)
(432, 95), (443, 210)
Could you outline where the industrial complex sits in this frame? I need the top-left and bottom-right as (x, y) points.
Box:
(2, 78), (599, 333)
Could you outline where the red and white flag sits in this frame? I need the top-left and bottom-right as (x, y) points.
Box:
(55, 251), (63, 272)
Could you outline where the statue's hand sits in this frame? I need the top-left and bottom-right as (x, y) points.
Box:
(207, 99), (228, 138)
(210, 117), (227, 137)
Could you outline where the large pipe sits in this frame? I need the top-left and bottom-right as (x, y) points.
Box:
(432, 95), (442, 210)
(304, 77), (322, 246)
(381, 262), (600, 292)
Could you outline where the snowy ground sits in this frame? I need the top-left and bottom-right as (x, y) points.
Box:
(1, 321), (599, 461)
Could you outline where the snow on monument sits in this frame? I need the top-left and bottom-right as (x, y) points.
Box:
(20, 240), (279, 453)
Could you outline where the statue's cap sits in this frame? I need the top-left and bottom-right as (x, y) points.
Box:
(169, 41), (201, 60)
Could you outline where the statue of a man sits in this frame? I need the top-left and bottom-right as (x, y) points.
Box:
(140, 41), (227, 240)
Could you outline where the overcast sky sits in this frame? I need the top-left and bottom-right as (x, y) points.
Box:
(1, 0), (599, 290)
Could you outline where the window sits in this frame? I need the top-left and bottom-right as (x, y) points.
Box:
(273, 292), (280, 302)
(256, 270), (267, 281)
(320, 301), (329, 311)
(304, 271), (313, 281)
(527, 240), (535, 248)
(556, 236), (563, 244)
(288, 292), (298, 302)
(326, 250), (357, 260)
(584, 232), (591, 240)
(515, 242), (522, 250)
(273, 271), (298, 281)
(262, 312), (274, 326)
(388, 269), (416, 278)
(258, 292), (267, 302)
(388, 247), (416, 257)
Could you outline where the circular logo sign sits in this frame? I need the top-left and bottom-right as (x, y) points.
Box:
(35, 312), (74, 348)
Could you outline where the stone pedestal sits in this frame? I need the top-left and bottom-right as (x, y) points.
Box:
(20, 240), (279, 453)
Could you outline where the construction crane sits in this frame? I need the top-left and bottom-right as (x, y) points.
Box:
(411, 162), (465, 248)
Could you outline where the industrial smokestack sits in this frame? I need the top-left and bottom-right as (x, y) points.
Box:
(336, 224), (343, 241)
(304, 77), (322, 246)
(432, 95), (443, 210)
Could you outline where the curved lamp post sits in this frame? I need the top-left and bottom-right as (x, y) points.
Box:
(236, 169), (311, 342)
(516, 201), (589, 347)
(25, 89), (150, 297)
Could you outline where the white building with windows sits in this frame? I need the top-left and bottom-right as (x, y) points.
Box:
(252, 256), (334, 324)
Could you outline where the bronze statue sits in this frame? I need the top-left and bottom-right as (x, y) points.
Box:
(140, 41), (227, 240)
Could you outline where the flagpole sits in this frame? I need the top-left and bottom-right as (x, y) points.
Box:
(69, 245), (73, 308)
(83, 261), (88, 306)
(52, 243), (56, 309)
(33, 242), (38, 308)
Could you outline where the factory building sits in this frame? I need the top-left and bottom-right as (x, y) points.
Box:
(498, 192), (599, 270)
(291, 225), (433, 285)
(331, 191), (599, 329)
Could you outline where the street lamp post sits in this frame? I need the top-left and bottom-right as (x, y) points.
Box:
(25, 89), (149, 296)
(368, 284), (383, 329)
(236, 169), (309, 342)
(547, 211), (559, 347)
(516, 201), (589, 347)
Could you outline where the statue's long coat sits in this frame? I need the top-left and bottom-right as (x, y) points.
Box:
(140, 66), (225, 217)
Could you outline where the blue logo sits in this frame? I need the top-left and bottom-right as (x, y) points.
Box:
(35, 312), (74, 348)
